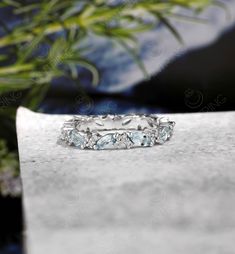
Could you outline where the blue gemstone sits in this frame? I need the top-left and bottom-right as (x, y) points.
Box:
(157, 126), (172, 144)
(69, 130), (86, 148)
(96, 134), (116, 150)
(131, 132), (152, 147)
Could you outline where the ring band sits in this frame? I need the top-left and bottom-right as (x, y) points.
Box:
(60, 115), (175, 150)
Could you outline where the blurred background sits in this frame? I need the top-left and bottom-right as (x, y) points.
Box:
(0, 0), (235, 253)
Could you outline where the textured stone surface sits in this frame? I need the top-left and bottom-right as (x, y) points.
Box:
(17, 107), (235, 254)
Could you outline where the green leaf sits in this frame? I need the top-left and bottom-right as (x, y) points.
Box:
(0, 64), (34, 75)
(117, 39), (149, 79)
(0, 55), (8, 61)
(66, 58), (100, 86)
(14, 3), (40, 14)
(0, 76), (33, 94)
(2, 0), (20, 8)
(17, 32), (45, 63)
(22, 83), (50, 110)
(155, 13), (184, 44)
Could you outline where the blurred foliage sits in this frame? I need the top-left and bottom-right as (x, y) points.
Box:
(0, 0), (220, 102)
(0, 0), (222, 196)
(0, 139), (21, 197)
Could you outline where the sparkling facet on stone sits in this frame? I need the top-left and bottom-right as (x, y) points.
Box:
(156, 126), (173, 144)
(68, 130), (86, 149)
(95, 134), (117, 150)
(86, 133), (100, 149)
(130, 131), (154, 147)
(60, 129), (68, 141)
(116, 133), (133, 149)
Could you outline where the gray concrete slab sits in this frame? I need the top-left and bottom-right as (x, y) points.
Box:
(16, 107), (235, 254)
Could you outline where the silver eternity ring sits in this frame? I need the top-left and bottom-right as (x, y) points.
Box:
(60, 114), (175, 150)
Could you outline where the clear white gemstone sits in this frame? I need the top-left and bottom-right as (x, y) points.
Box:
(87, 133), (100, 148)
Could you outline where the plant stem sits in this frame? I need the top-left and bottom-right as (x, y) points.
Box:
(0, 64), (34, 75)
